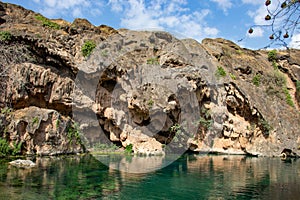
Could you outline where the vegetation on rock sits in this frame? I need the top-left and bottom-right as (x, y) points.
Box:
(82, 40), (96, 57)
(215, 66), (226, 78)
(252, 74), (261, 87)
(67, 122), (82, 145)
(125, 144), (133, 154)
(0, 31), (12, 42)
(147, 57), (159, 65)
(35, 15), (60, 30)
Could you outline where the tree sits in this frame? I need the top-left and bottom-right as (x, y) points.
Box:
(247, 0), (300, 48)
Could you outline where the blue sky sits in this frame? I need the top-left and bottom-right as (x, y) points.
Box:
(2, 0), (300, 49)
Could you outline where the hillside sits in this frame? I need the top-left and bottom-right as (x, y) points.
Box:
(0, 1), (299, 157)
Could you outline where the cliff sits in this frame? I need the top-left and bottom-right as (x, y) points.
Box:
(0, 2), (299, 157)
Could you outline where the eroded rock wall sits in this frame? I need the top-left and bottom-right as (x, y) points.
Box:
(0, 2), (299, 156)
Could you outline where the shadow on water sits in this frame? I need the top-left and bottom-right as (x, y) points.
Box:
(0, 154), (300, 199)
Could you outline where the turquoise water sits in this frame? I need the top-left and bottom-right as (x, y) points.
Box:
(0, 154), (299, 200)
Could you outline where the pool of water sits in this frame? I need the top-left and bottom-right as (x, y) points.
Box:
(0, 154), (299, 199)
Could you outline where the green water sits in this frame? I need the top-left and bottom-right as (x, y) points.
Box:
(0, 154), (299, 200)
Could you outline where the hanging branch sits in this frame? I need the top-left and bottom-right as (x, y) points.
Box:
(246, 0), (300, 48)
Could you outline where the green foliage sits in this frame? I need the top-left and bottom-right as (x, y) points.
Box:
(125, 144), (133, 154)
(296, 80), (300, 92)
(1, 107), (12, 115)
(272, 70), (286, 87)
(0, 138), (11, 157)
(236, 49), (243, 55)
(11, 141), (22, 156)
(272, 61), (278, 70)
(32, 116), (39, 125)
(258, 119), (273, 136)
(82, 40), (96, 57)
(35, 15), (60, 29)
(229, 73), (236, 80)
(147, 57), (159, 65)
(215, 66), (226, 78)
(268, 50), (277, 62)
(67, 122), (82, 145)
(148, 99), (154, 108)
(252, 74), (261, 87)
(198, 117), (213, 129)
(283, 87), (294, 107)
(93, 143), (119, 152)
(0, 31), (12, 41)
(170, 123), (181, 133)
(56, 119), (60, 128)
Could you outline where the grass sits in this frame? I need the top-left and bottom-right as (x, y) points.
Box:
(268, 50), (277, 62)
(229, 73), (236, 80)
(296, 80), (300, 92)
(215, 66), (226, 78)
(35, 15), (60, 30)
(0, 31), (12, 42)
(147, 57), (159, 65)
(82, 40), (96, 57)
(92, 143), (119, 152)
(283, 87), (294, 107)
(252, 74), (261, 87)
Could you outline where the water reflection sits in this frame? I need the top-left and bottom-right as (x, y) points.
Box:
(0, 154), (299, 199)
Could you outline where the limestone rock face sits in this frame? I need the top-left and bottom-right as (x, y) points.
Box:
(0, 2), (300, 157)
(6, 106), (83, 156)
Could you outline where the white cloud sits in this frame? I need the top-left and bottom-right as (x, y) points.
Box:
(289, 34), (300, 49)
(108, 0), (124, 12)
(241, 0), (261, 5)
(34, 0), (95, 18)
(204, 27), (219, 36)
(110, 0), (218, 41)
(210, 0), (232, 14)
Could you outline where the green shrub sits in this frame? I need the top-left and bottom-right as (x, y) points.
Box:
(296, 80), (300, 92)
(272, 70), (286, 87)
(198, 117), (213, 129)
(32, 116), (39, 125)
(259, 119), (272, 136)
(82, 40), (96, 57)
(215, 66), (226, 78)
(125, 144), (133, 154)
(1, 107), (12, 114)
(147, 57), (159, 65)
(148, 99), (154, 108)
(252, 74), (261, 86)
(0, 138), (11, 157)
(0, 31), (12, 41)
(229, 73), (236, 80)
(268, 50), (277, 62)
(93, 143), (119, 152)
(67, 122), (82, 145)
(35, 15), (60, 29)
(283, 87), (294, 107)
(12, 141), (22, 156)
(170, 123), (181, 133)
(272, 62), (278, 70)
